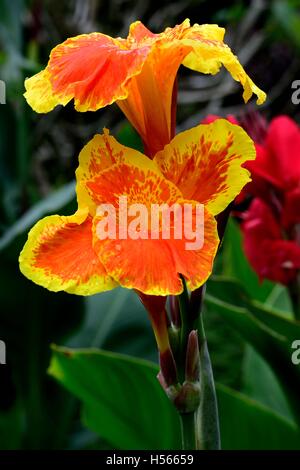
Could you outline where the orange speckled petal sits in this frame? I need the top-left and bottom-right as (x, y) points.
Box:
(76, 130), (161, 213)
(117, 39), (191, 157)
(168, 207), (219, 291)
(180, 23), (266, 104)
(128, 21), (158, 43)
(89, 162), (219, 295)
(93, 206), (218, 296)
(19, 208), (117, 295)
(154, 119), (256, 216)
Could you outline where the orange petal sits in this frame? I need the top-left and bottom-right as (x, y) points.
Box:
(117, 33), (191, 156)
(85, 159), (178, 209)
(167, 208), (218, 292)
(76, 130), (161, 213)
(19, 208), (117, 295)
(117, 20), (191, 156)
(93, 207), (218, 296)
(154, 119), (256, 216)
(127, 21), (157, 43)
(88, 162), (219, 295)
(24, 20), (265, 156)
(25, 33), (150, 113)
(24, 70), (62, 113)
(180, 23), (266, 104)
(95, 237), (183, 295)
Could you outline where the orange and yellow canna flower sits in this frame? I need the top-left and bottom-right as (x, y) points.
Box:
(24, 20), (265, 157)
(19, 119), (255, 296)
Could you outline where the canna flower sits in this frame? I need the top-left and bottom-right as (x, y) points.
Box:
(24, 19), (265, 157)
(244, 116), (300, 229)
(19, 119), (255, 296)
(242, 198), (300, 285)
(240, 116), (300, 285)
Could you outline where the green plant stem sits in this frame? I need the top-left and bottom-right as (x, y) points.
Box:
(176, 279), (221, 449)
(179, 412), (197, 450)
(197, 312), (221, 450)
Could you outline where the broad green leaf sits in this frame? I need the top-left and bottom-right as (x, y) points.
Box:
(207, 276), (300, 342)
(208, 277), (298, 421)
(205, 290), (300, 424)
(242, 346), (293, 420)
(68, 287), (157, 363)
(265, 284), (292, 317)
(49, 346), (181, 450)
(49, 346), (300, 450)
(217, 384), (300, 449)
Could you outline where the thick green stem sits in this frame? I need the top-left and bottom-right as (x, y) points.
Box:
(179, 412), (197, 450)
(197, 312), (221, 450)
(176, 279), (221, 449)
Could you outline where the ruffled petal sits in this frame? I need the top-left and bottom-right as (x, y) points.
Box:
(88, 161), (219, 295)
(117, 40), (190, 156)
(19, 208), (117, 295)
(24, 19), (265, 158)
(265, 116), (300, 189)
(154, 119), (256, 216)
(24, 33), (150, 113)
(24, 70), (62, 113)
(180, 23), (266, 104)
(93, 208), (218, 295)
(118, 20), (192, 156)
(76, 130), (161, 212)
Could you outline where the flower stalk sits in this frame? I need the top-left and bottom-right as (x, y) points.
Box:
(148, 278), (221, 451)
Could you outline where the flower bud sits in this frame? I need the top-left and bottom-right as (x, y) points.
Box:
(185, 330), (200, 383)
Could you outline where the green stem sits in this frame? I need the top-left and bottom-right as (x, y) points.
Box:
(179, 412), (197, 450)
(197, 312), (221, 450)
(177, 280), (220, 449)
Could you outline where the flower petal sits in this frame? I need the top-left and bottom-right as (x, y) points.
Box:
(89, 162), (219, 295)
(265, 116), (300, 189)
(180, 23), (266, 104)
(76, 130), (161, 213)
(93, 209), (218, 295)
(168, 208), (219, 292)
(242, 198), (300, 285)
(127, 21), (158, 43)
(282, 187), (300, 231)
(154, 119), (256, 216)
(24, 33), (150, 113)
(24, 70), (62, 113)
(118, 20), (192, 156)
(117, 40), (191, 156)
(19, 208), (117, 295)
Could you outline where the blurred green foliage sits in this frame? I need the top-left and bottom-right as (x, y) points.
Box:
(1, 0), (300, 450)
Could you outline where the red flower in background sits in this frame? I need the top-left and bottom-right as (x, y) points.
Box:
(204, 114), (300, 286)
(241, 116), (300, 286)
(242, 198), (300, 285)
